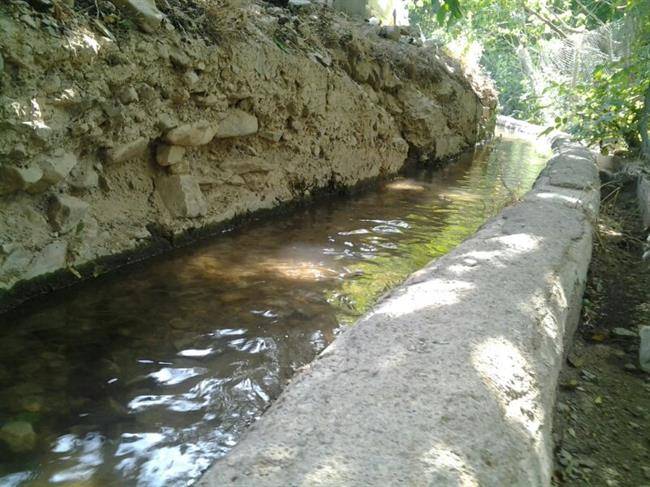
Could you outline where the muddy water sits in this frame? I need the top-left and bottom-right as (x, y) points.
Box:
(0, 133), (549, 486)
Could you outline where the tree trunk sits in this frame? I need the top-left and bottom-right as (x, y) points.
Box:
(640, 84), (650, 160)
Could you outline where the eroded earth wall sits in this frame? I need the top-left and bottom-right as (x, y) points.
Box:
(0, 0), (495, 307)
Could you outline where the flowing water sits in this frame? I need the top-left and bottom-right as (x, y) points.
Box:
(0, 132), (549, 486)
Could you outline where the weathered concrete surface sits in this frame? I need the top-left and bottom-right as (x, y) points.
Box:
(198, 137), (599, 487)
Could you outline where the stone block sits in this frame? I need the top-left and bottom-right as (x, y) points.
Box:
(0, 164), (43, 195)
(48, 194), (89, 233)
(157, 175), (207, 218)
(214, 109), (258, 138)
(165, 122), (216, 146)
(23, 241), (68, 280)
(156, 144), (186, 166)
(113, 0), (166, 33)
(104, 138), (149, 165)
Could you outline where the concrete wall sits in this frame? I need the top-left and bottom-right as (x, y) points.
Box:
(198, 136), (600, 486)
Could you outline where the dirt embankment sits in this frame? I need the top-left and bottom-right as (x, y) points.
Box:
(0, 0), (495, 308)
(553, 181), (650, 486)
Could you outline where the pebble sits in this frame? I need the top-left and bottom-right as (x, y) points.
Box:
(0, 421), (37, 453)
(47, 194), (89, 234)
(156, 144), (185, 166)
(612, 327), (637, 338)
(213, 109), (259, 139)
(35, 151), (78, 190)
(581, 369), (597, 382)
(183, 70), (200, 87)
(624, 363), (637, 372)
(165, 121), (216, 146)
(118, 86), (139, 104)
(103, 138), (149, 164)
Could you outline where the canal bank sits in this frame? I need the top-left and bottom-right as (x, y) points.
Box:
(198, 135), (600, 486)
(0, 0), (495, 311)
(0, 133), (550, 485)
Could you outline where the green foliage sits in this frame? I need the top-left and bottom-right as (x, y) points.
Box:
(558, 0), (650, 155)
(410, 0), (649, 157)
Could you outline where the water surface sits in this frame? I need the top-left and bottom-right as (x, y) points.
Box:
(0, 133), (549, 486)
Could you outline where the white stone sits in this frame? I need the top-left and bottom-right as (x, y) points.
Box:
(195, 94), (227, 109)
(25, 151), (78, 193)
(611, 327), (637, 338)
(104, 138), (149, 164)
(23, 241), (67, 280)
(165, 122), (216, 146)
(0, 245), (32, 290)
(157, 175), (207, 218)
(69, 163), (99, 191)
(0, 164), (43, 195)
(214, 109), (258, 138)
(156, 145), (186, 166)
(48, 194), (89, 234)
(168, 160), (191, 175)
(113, 0), (166, 33)
(183, 70), (200, 88)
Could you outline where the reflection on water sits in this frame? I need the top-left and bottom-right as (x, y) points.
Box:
(0, 133), (549, 486)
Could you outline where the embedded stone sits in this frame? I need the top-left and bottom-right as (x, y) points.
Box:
(183, 70), (200, 88)
(23, 241), (67, 280)
(0, 245), (32, 290)
(165, 122), (216, 146)
(169, 48), (191, 69)
(22, 151), (78, 194)
(156, 145), (186, 166)
(156, 175), (207, 218)
(168, 160), (191, 175)
(48, 194), (89, 234)
(214, 109), (258, 138)
(113, 0), (166, 33)
(379, 26), (401, 41)
(104, 138), (149, 164)
(195, 94), (227, 109)
(69, 162), (99, 191)
(0, 164), (43, 195)
(41, 152), (78, 184)
(0, 421), (37, 453)
(118, 86), (139, 104)
(259, 130), (283, 143)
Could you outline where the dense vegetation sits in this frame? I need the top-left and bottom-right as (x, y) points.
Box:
(410, 0), (650, 159)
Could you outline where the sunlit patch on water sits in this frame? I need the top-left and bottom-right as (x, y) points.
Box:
(384, 179), (427, 192)
(0, 134), (549, 486)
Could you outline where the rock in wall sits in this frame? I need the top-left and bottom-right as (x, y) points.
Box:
(0, 0), (495, 308)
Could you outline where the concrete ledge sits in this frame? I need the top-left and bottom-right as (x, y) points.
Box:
(198, 138), (600, 486)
